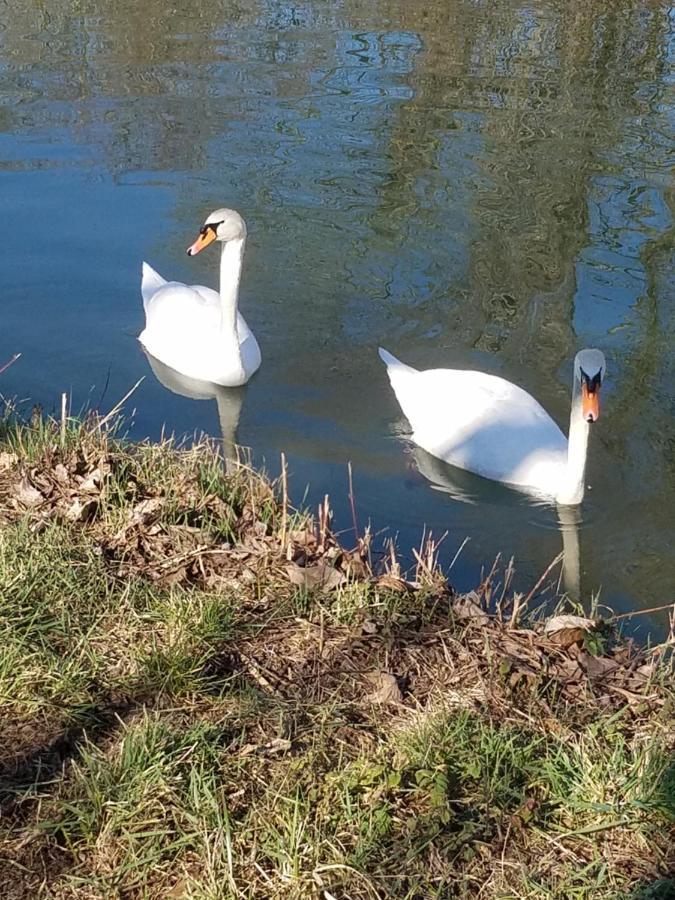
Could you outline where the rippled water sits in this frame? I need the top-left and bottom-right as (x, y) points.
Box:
(1, 0), (673, 634)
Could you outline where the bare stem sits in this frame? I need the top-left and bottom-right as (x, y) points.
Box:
(347, 461), (359, 542)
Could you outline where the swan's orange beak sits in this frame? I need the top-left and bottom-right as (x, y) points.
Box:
(187, 225), (217, 256)
(581, 380), (601, 423)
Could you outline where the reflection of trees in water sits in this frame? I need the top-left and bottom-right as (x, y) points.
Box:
(0, 0), (337, 175)
(1, 2), (227, 173)
(3, 0), (670, 386)
(597, 219), (675, 603)
(365, 0), (671, 383)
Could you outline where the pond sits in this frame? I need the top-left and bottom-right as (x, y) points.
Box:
(1, 0), (673, 636)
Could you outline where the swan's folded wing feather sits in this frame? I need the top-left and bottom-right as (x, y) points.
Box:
(189, 284), (256, 346)
(190, 284), (221, 306)
(141, 262), (167, 309)
(142, 283), (221, 336)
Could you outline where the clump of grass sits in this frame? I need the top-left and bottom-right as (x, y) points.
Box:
(38, 713), (252, 895)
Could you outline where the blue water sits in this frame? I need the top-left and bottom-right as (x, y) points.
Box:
(1, 0), (673, 635)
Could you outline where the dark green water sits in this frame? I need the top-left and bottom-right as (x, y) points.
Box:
(1, 0), (673, 633)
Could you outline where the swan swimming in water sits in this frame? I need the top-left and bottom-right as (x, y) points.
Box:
(379, 347), (606, 506)
(139, 208), (261, 386)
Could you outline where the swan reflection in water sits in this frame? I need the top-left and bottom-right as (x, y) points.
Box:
(409, 445), (582, 600)
(143, 351), (245, 472)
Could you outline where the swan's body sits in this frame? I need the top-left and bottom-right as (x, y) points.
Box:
(379, 347), (606, 506)
(139, 209), (260, 386)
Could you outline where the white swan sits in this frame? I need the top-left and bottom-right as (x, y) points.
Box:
(139, 208), (261, 386)
(379, 347), (606, 506)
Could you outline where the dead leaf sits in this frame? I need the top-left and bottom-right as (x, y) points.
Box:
(265, 737), (292, 755)
(0, 451), (18, 471)
(581, 653), (619, 679)
(544, 614), (596, 648)
(132, 496), (163, 520)
(636, 662), (655, 678)
(339, 551), (370, 580)
(290, 528), (316, 548)
(549, 656), (584, 683)
(78, 468), (103, 492)
(286, 561), (346, 591)
(65, 498), (98, 523)
(165, 877), (188, 899)
(544, 614), (596, 635)
(14, 479), (44, 508)
(157, 566), (189, 587)
(452, 592), (489, 622)
(377, 574), (412, 594)
(510, 796), (539, 829)
(54, 463), (69, 482)
(366, 672), (403, 705)
(114, 497), (164, 540)
(542, 717), (566, 736)
(239, 743), (257, 756)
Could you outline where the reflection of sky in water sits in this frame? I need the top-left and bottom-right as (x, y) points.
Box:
(0, 0), (673, 637)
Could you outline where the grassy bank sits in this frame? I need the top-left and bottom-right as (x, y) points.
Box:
(0, 415), (673, 899)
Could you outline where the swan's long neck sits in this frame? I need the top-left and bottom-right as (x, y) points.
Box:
(218, 237), (245, 337)
(555, 378), (590, 505)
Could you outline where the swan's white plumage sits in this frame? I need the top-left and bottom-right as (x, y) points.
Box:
(138, 210), (261, 387)
(141, 262), (167, 308)
(139, 265), (260, 386)
(379, 347), (572, 502)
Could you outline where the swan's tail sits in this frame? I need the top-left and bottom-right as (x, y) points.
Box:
(378, 347), (421, 429)
(378, 347), (417, 374)
(141, 261), (167, 307)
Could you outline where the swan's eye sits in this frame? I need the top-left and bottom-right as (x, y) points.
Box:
(580, 367), (602, 394)
(200, 223), (218, 237)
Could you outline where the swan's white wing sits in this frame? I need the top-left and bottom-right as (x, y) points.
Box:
(188, 283), (259, 373)
(380, 348), (567, 496)
(237, 325), (261, 377)
(190, 284), (220, 305)
(142, 282), (221, 336)
(139, 280), (261, 386)
(141, 262), (167, 310)
(188, 282), (258, 362)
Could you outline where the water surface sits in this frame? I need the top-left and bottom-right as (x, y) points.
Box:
(1, 0), (673, 634)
